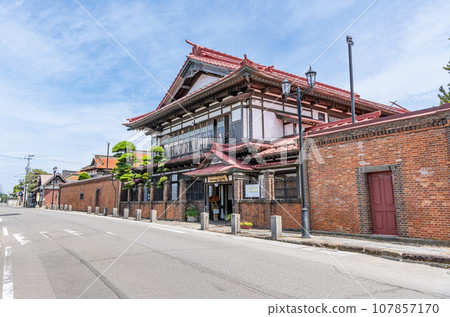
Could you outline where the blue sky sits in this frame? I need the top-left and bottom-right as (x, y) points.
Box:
(0, 0), (449, 193)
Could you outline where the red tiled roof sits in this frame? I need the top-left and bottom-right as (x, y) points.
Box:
(307, 103), (450, 137)
(125, 41), (407, 127)
(184, 164), (236, 177)
(275, 112), (323, 126)
(253, 159), (298, 169)
(306, 111), (381, 132)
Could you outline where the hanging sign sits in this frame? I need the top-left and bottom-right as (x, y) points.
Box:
(245, 184), (260, 198)
(207, 175), (228, 183)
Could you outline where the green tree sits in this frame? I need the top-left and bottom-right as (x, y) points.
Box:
(112, 141), (140, 190)
(25, 169), (49, 192)
(112, 141), (136, 157)
(12, 183), (23, 195)
(150, 146), (168, 189)
(438, 39), (450, 105)
(78, 172), (91, 180)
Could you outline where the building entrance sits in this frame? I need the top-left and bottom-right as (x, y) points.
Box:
(208, 183), (233, 221)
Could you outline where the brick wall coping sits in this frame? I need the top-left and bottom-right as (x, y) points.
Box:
(307, 103), (450, 138)
(60, 175), (116, 188)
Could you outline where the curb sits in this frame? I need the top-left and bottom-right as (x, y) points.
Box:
(279, 238), (450, 269)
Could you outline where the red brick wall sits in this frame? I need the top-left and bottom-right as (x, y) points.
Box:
(59, 176), (120, 213)
(43, 189), (58, 206)
(307, 110), (450, 240)
(120, 201), (203, 221)
(236, 200), (302, 230)
(238, 201), (266, 227)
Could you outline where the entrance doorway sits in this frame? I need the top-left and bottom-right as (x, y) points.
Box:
(368, 172), (398, 235)
(208, 183), (233, 221)
(95, 189), (102, 211)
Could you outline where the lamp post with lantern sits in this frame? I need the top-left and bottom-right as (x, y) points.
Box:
(281, 66), (317, 238)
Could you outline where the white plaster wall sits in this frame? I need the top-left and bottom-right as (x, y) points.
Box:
(263, 111), (284, 140)
(252, 108), (263, 139)
(188, 74), (220, 93)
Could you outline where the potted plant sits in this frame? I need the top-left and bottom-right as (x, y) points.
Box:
(185, 205), (199, 222)
(240, 221), (253, 229)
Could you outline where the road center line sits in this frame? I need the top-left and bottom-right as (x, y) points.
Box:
(13, 233), (30, 246)
(2, 226), (8, 236)
(149, 226), (185, 234)
(2, 246), (14, 299)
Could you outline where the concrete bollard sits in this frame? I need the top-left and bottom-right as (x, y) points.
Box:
(64, 204), (68, 211)
(200, 212), (209, 230)
(59, 205), (63, 211)
(150, 209), (157, 223)
(123, 208), (129, 219)
(103, 207), (108, 216)
(136, 209), (142, 221)
(87, 206), (92, 214)
(68, 205), (72, 212)
(271, 215), (282, 240)
(231, 214), (241, 234)
(94, 206), (99, 215)
(112, 208), (118, 217)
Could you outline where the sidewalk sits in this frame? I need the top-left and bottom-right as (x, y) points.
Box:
(153, 219), (450, 268)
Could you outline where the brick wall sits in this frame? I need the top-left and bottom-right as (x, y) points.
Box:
(119, 200), (204, 221)
(59, 176), (120, 213)
(43, 189), (58, 206)
(307, 107), (450, 240)
(236, 200), (303, 230)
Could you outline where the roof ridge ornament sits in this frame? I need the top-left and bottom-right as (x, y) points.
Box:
(186, 40), (204, 56)
(240, 54), (254, 67)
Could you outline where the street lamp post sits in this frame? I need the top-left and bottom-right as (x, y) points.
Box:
(281, 66), (317, 238)
(51, 166), (57, 209)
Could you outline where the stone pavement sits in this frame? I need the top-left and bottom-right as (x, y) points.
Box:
(152, 219), (450, 268)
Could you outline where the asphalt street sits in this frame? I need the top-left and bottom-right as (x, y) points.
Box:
(0, 205), (449, 299)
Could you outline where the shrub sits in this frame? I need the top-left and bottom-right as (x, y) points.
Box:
(78, 172), (91, 180)
(185, 205), (199, 218)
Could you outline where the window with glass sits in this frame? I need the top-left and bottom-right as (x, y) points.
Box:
(217, 117), (225, 143)
(186, 179), (204, 200)
(275, 173), (298, 199)
(171, 174), (178, 201)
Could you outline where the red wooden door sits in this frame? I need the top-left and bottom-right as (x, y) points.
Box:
(368, 172), (398, 235)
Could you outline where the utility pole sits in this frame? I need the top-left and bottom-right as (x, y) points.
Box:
(106, 141), (110, 171)
(23, 154), (34, 207)
(346, 35), (356, 124)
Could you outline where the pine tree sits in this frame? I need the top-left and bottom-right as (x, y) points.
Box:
(438, 39), (450, 105)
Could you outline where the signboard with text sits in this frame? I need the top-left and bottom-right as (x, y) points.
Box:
(245, 184), (260, 198)
(207, 175), (228, 183)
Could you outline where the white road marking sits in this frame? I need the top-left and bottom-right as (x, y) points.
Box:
(0, 217), (2, 222)
(150, 226), (185, 234)
(2, 226), (8, 236)
(13, 233), (30, 246)
(2, 246), (14, 299)
(40, 231), (50, 239)
(63, 229), (84, 238)
(105, 231), (117, 236)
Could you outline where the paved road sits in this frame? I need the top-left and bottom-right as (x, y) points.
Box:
(0, 205), (449, 299)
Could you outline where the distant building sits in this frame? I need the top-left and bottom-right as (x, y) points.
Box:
(32, 173), (67, 207)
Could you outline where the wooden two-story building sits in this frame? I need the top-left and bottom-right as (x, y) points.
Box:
(123, 40), (408, 228)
